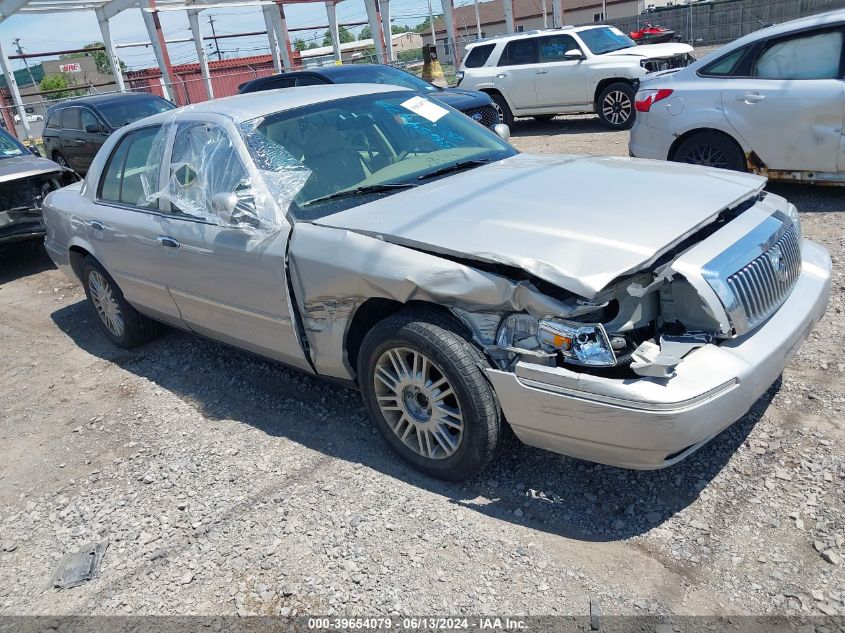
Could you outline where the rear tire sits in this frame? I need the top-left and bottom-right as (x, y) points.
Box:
(596, 81), (636, 130)
(81, 256), (161, 348)
(358, 309), (503, 481)
(488, 92), (513, 128)
(671, 131), (746, 172)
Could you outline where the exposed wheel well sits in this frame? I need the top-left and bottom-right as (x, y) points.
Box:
(668, 128), (745, 163)
(594, 78), (635, 106)
(68, 245), (91, 281)
(344, 299), (475, 381)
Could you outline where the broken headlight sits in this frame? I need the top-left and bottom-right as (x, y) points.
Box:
(497, 315), (617, 367)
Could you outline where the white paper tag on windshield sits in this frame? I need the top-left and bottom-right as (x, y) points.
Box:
(400, 96), (449, 122)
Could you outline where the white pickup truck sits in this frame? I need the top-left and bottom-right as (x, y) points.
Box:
(457, 25), (694, 129)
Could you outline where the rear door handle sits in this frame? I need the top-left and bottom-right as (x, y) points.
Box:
(739, 92), (766, 103)
(158, 236), (180, 249)
(73, 139), (86, 145)
(495, 73), (508, 79)
(535, 69), (548, 74)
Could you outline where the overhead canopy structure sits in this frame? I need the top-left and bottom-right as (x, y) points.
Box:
(0, 0), (405, 138)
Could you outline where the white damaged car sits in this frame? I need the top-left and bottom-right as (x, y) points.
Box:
(42, 85), (831, 480)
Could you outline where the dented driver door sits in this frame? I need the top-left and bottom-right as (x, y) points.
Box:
(151, 120), (312, 373)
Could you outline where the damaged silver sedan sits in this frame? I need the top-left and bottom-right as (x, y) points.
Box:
(42, 85), (832, 480)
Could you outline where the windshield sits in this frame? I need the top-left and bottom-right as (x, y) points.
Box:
(242, 92), (516, 220)
(329, 66), (439, 93)
(0, 129), (27, 159)
(96, 96), (175, 128)
(578, 26), (637, 55)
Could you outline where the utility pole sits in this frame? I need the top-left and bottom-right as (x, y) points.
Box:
(12, 38), (38, 91)
(207, 15), (223, 61)
(427, 0), (436, 48)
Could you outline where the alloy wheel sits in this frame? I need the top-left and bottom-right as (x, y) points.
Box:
(685, 144), (729, 169)
(602, 90), (633, 126)
(373, 346), (464, 460)
(88, 270), (125, 337)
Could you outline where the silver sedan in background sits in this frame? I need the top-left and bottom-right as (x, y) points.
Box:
(42, 84), (831, 480)
(630, 9), (845, 184)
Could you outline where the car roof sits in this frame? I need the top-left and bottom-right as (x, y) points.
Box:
(136, 83), (408, 127)
(47, 91), (171, 112)
(465, 24), (612, 47)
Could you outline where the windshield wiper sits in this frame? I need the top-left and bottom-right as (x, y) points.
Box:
(416, 158), (491, 181)
(302, 182), (417, 207)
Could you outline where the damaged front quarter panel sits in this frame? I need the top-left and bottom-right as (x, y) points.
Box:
(287, 223), (598, 380)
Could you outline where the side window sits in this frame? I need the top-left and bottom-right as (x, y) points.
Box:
(464, 44), (495, 68)
(699, 47), (748, 77)
(45, 112), (60, 130)
(265, 77), (296, 90)
(539, 35), (579, 62)
(61, 108), (81, 130)
(80, 109), (99, 132)
(753, 30), (843, 79)
(97, 126), (161, 208)
(498, 38), (539, 66)
(295, 76), (326, 86)
(165, 122), (255, 225)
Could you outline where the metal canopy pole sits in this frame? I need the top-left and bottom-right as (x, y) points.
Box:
(261, 5), (283, 72)
(379, 0), (393, 62)
(187, 8), (213, 100)
(95, 7), (126, 91)
(362, 0), (385, 63)
(0, 39), (31, 139)
(439, 0), (460, 67)
(141, 0), (177, 102)
(552, 0), (563, 27)
(324, 0), (341, 63)
(502, 0), (514, 33)
(272, 1), (294, 71)
(473, 0), (481, 39)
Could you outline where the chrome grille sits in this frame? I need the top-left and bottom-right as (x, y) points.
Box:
(463, 105), (500, 129)
(724, 224), (801, 329)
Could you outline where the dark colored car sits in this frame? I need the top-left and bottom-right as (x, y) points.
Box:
(238, 64), (502, 129)
(43, 93), (175, 175)
(0, 127), (77, 245)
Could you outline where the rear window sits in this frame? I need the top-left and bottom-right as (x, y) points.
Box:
(61, 108), (81, 130)
(464, 44), (495, 68)
(95, 96), (175, 129)
(45, 112), (60, 129)
(498, 38), (539, 66)
(98, 126), (161, 207)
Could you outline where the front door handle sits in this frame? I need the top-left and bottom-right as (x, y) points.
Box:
(738, 92), (766, 103)
(495, 73), (508, 79)
(90, 220), (105, 231)
(535, 69), (549, 74)
(158, 236), (180, 249)
(73, 139), (86, 145)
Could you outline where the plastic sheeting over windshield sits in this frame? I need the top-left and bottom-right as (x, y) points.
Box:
(755, 31), (843, 80)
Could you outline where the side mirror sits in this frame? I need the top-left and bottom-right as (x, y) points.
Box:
(210, 192), (239, 216)
(27, 145), (41, 157)
(85, 123), (102, 134)
(494, 123), (511, 142)
(564, 49), (585, 60)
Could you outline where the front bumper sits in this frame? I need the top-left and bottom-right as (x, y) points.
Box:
(0, 214), (44, 245)
(486, 239), (832, 469)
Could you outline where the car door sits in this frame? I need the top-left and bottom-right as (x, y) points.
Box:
(720, 27), (845, 173)
(534, 34), (590, 108)
(88, 124), (184, 325)
(59, 107), (85, 170)
(152, 119), (311, 371)
(77, 107), (110, 173)
(494, 38), (539, 110)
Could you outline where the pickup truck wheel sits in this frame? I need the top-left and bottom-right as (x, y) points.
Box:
(488, 93), (513, 128)
(81, 257), (160, 348)
(672, 131), (746, 172)
(597, 82), (636, 130)
(358, 310), (503, 481)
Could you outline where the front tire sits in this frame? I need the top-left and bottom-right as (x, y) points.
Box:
(671, 131), (746, 172)
(596, 82), (636, 130)
(81, 257), (160, 348)
(488, 92), (513, 128)
(358, 309), (503, 481)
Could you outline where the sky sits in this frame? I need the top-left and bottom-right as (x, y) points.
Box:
(0, 0), (468, 73)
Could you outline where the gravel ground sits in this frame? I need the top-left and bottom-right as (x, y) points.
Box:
(0, 120), (843, 619)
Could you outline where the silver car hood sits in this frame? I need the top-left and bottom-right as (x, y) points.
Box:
(315, 154), (766, 299)
(0, 154), (68, 183)
(605, 42), (694, 58)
